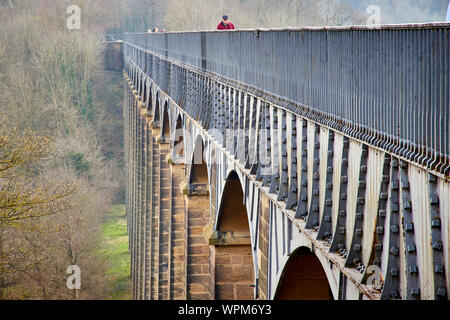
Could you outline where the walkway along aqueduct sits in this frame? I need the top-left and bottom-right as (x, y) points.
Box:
(118, 23), (450, 300)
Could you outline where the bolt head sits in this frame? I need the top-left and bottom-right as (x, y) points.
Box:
(432, 241), (443, 251)
(437, 288), (447, 297)
(390, 268), (399, 277)
(391, 225), (399, 234)
(410, 288), (420, 296)
(390, 247), (399, 256)
(390, 291), (399, 299)
(435, 264), (444, 273)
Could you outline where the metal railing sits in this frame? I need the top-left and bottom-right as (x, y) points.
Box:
(123, 23), (450, 176)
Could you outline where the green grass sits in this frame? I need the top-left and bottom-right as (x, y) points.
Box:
(100, 204), (131, 300)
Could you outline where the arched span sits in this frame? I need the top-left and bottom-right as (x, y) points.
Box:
(214, 170), (254, 300)
(274, 246), (332, 300)
(153, 92), (160, 125)
(137, 72), (141, 92)
(161, 101), (170, 140)
(173, 114), (184, 161)
(142, 80), (147, 104)
(147, 86), (153, 113)
(138, 74), (143, 97)
(188, 135), (208, 187)
(217, 171), (248, 232)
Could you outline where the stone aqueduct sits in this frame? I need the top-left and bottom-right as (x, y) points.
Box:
(116, 24), (450, 300)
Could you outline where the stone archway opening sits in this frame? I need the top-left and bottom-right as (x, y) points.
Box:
(142, 82), (147, 104)
(189, 137), (208, 189)
(184, 136), (211, 299)
(147, 88), (153, 114)
(174, 115), (184, 160)
(274, 247), (332, 300)
(153, 94), (160, 125)
(139, 77), (143, 97)
(213, 171), (254, 300)
(162, 103), (170, 140)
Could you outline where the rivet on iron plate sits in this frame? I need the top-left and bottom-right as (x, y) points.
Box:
(408, 265), (418, 275)
(432, 241), (443, 251)
(405, 223), (414, 232)
(430, 196), (439, 205)
(390, 247), (399, 256)
(437, 288), (447, 297)
(410, 288), (420, 296)
(431, 218), (441, 228)
(403, 201), (412, 210)
(391, 225), (399, 234)
(435, 264), (444, 273)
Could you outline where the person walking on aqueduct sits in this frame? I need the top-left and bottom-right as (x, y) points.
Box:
(217, 15), (235, 30)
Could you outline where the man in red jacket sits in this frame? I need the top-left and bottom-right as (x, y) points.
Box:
(217, 15), (235, 30)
